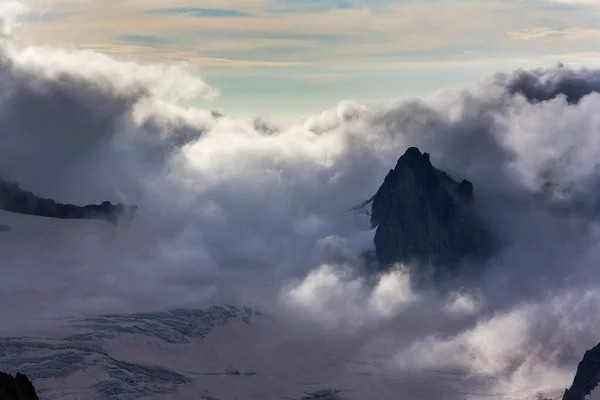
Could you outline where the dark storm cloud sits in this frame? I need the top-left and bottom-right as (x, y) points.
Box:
(495, 64), (600, 104)
(0, 57), (144, 198)
(0, 47), (213, 204)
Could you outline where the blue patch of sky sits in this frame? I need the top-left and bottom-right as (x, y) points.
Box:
(267, 0), (420, 13)
(199, 44), (507, 67)
(498, 0), (580, 11)
(118, 34), (168, 45)
(145, 8), (253, 17)
(184, 30), (350, 42)
(265, 0), (588, 16)
(383, 46), (513, 60)
(253, 32), (348, 41)
(196, 22), (387, 42)
(201, 46), (307, 61)
(198, 63), (502, 119)
(268, 0), (354, 13)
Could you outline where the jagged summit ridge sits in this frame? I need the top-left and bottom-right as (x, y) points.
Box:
(0, 178), (136, 224)
(368, 147), (491, 269)
(562, 342), (600, 400)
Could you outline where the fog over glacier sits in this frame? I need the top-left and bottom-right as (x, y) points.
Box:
(4, 2), (600, 399)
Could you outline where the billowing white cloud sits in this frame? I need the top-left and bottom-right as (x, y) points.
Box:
(281, 264), (416, 330)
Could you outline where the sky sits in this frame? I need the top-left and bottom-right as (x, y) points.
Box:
(14, 0), (600, 123)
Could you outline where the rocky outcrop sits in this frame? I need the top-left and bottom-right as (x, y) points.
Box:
(0, 178), (136, 224)
(367, 147), (491, 270)
(300, 389), (344, 399)
(562, 342), (600, 400)
(0, 372), (39, 400)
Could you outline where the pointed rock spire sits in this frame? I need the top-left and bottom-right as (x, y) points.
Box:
(369, 146), (491, 270)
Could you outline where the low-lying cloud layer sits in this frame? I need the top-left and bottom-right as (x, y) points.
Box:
(4, 4), (600, 400)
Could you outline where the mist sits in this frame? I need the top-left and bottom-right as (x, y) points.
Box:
(3, 4), (600, 400)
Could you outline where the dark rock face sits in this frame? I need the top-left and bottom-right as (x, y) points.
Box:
(0, 372), (39, 400)
(300, 389), (344, 399)
(562, 342), (600, 400)
(369, 147), (491, 269)
(0, 178), (136, 224)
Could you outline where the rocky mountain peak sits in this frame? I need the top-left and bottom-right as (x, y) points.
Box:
(0, 372), (39, 400)
(368, 146), (490, 270)
(562, 342), (600, 400)
(399, 146), (426, 164)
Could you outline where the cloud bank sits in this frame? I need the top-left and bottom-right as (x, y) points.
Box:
(4, 5), (600, 400)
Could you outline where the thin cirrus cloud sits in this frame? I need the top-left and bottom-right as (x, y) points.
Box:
(19, 0), (600, 66)
(200, 45), (308, 62)
(267, 0), (356, 13)
(144, 8), (254, 18)
(118, 34), (168, 45)
(15, 0), (600, 118)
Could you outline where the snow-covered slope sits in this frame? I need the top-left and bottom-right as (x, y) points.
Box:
(0, 304), (422, 400)
(0, 211), (570, 400)
(0, 211), (391, 400)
